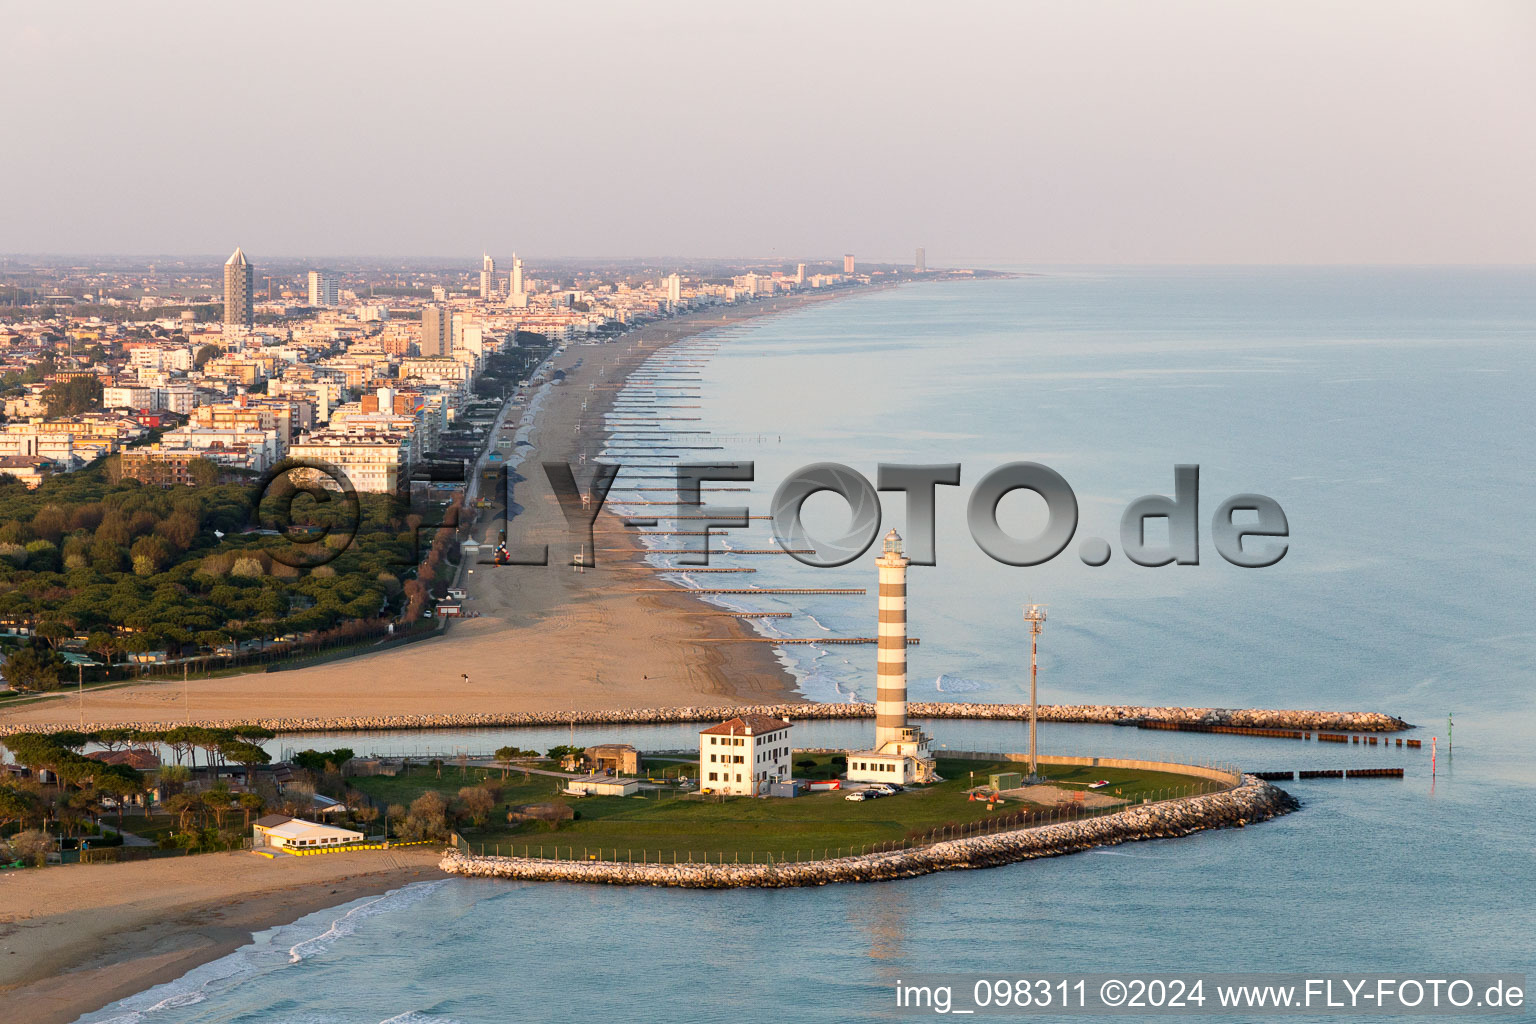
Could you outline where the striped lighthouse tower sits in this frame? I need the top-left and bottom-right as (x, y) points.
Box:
(875, 528), (911, 749)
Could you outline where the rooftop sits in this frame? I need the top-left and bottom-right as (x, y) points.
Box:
(700, 714), (793, 736)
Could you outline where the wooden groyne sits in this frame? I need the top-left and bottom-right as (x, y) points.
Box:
(438, 775), (1297, 889)
(625, 587), (865, 595)
(1258, 768), (1404, 780)
(618, 567), (757, 573)
(696, 637), (921, 645)
(1319, 733), (1421, 747)
(600, 548), (813, 555)
(1139, 721), (1308, 739)
(620, 515), (775, 521)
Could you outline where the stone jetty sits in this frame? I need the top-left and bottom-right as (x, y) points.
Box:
(0, 701), (1408, 737)
(437, 774), (1299, 888)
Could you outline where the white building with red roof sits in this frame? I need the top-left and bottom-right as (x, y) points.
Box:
(698, 714), (793, 796)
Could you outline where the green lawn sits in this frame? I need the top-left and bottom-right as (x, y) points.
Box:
(353, 758), (1220, 862)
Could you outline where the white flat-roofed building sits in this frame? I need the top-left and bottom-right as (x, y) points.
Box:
(102, 385), (160, 410)
(564, 777), (641, 797)
(158, 425), (281, 471)
(0, 429), (75, 463)
(289, 429), (410, 493)
(252, 814), (363, 850)
(699, 714), (793, 796)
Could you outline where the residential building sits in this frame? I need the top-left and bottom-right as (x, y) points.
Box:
(479, 254), (496, 300)
(307, 270), (338, 307)
(289, 429), (410, 493)
(420, 304), (449, 356)
(699, 715), (794, 796)
(0, 455), (64, 488)
(224, 247), (253, 328)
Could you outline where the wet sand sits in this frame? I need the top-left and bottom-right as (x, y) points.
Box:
(0, 847), (445, 1024)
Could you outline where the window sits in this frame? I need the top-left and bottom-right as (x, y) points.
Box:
(709, 772), (718, 781)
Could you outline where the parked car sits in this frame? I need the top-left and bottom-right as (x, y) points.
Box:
(869, 785), (896, 796)
(844, 791), (867, 802)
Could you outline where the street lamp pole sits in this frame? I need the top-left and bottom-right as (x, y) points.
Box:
(1023, 604), (1047, 778)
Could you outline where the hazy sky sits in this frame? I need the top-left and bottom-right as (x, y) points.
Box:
(4, 1), (1534, 262)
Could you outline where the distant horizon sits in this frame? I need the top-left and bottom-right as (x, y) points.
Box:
(5, 1), (1532, 262)
(3, 252), (1535, 269)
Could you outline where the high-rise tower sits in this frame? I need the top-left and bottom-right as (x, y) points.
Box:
(508, 255), (526, 307)
(479, 253), (496, 300)
(224, 247), (253, 328)
(419, 304), (449, 356)
(307, 270), (337, 307)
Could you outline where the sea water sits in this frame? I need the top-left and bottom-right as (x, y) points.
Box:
(78, 267), (1536, 1022)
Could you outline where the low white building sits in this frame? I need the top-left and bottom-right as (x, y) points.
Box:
(252, 814), (363, 850)
(699, 714), (793, 796)
(564, 777), (640, 797)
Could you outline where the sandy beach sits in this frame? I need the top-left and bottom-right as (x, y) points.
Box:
(0, 289), (877, 733)
(0, 847), (446, 1024)
(0, 288), (886, 1021)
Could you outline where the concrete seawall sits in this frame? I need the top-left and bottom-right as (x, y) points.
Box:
(437, 774), (1298, 888)
(0, 701), (1409, 737)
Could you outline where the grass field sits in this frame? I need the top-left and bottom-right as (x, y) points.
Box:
(352, 758), (1219, 862)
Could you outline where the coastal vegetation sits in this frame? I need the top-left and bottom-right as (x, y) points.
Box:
(0, 727), (278, 857)
(0, 465), (432, 692)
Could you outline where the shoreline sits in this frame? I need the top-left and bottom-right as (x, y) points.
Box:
(0, 847), (445, 1024)
(0, 288), (901, 734)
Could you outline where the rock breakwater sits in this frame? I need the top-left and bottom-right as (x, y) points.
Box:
(0, 702), (1408, 737)
(437, 774), (1298, 888)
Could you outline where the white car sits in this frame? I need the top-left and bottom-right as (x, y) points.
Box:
(844, 791), (867, 802)
(870, 785), (896, 796)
